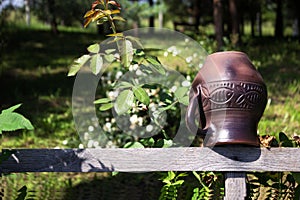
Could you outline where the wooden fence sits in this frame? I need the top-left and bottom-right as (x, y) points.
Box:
(1, 147), (300, 199)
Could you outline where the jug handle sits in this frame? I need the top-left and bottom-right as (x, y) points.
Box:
(186, 84), (207, 137)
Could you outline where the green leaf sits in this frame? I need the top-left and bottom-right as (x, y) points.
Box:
(94, 98), (111, 104)
(16, 186), (28, 200)
(133, 86), (150, 105)
(87, 43), (100, 53)
(104, 54), (115, 63)
(292, 172), (300, 184)
(99, 103), (114, 111)
(173, 180), (185, 185)
(114, 81), (133, 89)
(140, 137), (155, 147)
(104, 49), (116, 62)
(277, 132), (293, 147)
(120, 39), (133, 68)
(105, 49), (116, 54)
(174, 87), (189, 99)
(0, 104), (34, 134)
(126, 36), (143, 48)
(146, 56), (165, 75)
(159, 103), (177, 112)
(112, 16), (126, 22)
(178, 96), (189, 106)
(167, 171), (176, 181)
(123, 141), (144, 148)
(96, 16), (108, 25)
(114, 89), (135, 115)
(90, 54), (103, 75)
(2, 104), (22, 113)
(68, 54), (90, 76)
(156, 139), (173, 148)
(107, 32), (123, 37)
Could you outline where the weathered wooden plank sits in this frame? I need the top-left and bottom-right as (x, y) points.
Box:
(1, 147), (300, 173)
(224, 172), (246, 200)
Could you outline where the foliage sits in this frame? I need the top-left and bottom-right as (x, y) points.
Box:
(159, 171), (187, 200)
(31, 0), (91, 27)
(0, 104), (34, 200)
(0, 104), (34, 134)
(68, 0), (190, 148)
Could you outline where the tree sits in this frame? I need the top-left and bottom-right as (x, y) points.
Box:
(148, 0), (155, 27)
(24, 0), (31, 26)
(47, 0), (58, 34)
(228, 0), (240, 45)
(213, 0), (223, 50)
(275, 0), (284, 38)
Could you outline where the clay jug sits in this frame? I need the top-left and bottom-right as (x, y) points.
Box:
(186, 51), (267, 146)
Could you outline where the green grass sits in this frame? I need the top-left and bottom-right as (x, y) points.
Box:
(237, 37), (300, 137)
(0, 21), (102, 148)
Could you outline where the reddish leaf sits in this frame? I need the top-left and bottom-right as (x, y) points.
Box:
(108, 1), (121, 8)
(84, 17), (93, 28)
(92, 1), (98, 9)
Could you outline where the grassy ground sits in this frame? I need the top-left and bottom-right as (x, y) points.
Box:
(1, 18), (300, 199)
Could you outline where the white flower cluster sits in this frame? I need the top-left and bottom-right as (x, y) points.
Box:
(164, 46), (182, 57)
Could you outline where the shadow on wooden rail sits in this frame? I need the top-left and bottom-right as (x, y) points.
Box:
(1, 147), (300, 173)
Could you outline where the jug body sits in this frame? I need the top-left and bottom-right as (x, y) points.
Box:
(187, 51), (267, 146)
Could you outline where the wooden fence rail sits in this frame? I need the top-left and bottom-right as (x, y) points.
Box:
(1, 147), (300, 199)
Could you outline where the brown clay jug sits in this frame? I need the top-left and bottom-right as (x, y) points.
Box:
(186, 51), (267, 146)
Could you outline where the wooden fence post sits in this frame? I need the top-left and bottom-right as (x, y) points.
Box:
(224, 172), (246, 200)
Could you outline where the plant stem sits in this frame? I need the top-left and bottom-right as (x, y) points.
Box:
(108, 15), (117, 34)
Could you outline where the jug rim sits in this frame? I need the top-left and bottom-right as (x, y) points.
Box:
(209, 51), (246, 56)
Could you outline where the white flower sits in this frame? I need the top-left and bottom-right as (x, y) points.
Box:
(136, 69), (143, 76)
(137, 117), (143, 126)
(104, 122), (112, 132)
(186, 75), (191, 81)
(130, 114), (138, 124)
(88, 125), (94, 132)
(185, 56), (193, 63)
(108, 91), (119, 99)
(164, 51), (168, 57)
(129, 64), (139, 71)
(87, 140), (94, 148)
(93, 141), (99, 147)
(146, 125), (154, 132)
(182, 80), (190, 87)
(62, 140), (68, 145)
(170, 85), (177, 93)
(79, 144), (84, 149)
(84, 132), (89, 140)
(114, 53), (120, 60)
(116, 71), (123, 79)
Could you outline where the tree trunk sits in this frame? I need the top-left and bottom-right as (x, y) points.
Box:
(257, 11), (262, 37)
(229, 0), (239, 46)
(193, 0), (200, 32)
(250, 12), (255, 37)
(148, 0), (155, 27)
(158, 11), (163, 28)
(47, 0), (59, 35)
(275, 0), (283, 38)
(214, 0), (223, 51)
(24, 0), (31, 26)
